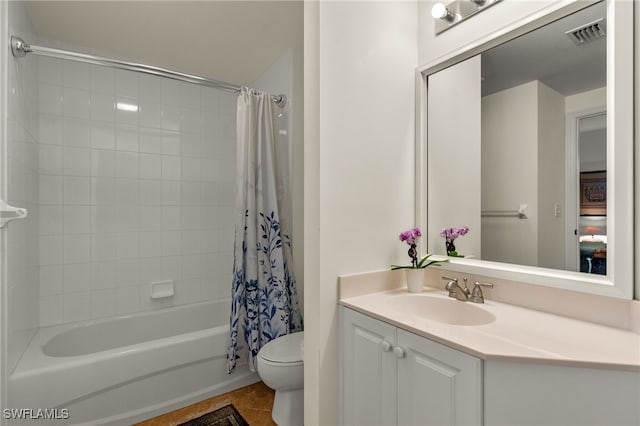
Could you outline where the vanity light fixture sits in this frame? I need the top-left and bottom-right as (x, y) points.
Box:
(432, 0), (502, 35)
(431, 3), (456, 22)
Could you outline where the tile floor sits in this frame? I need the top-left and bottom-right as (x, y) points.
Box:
(135, 381), (276, 426)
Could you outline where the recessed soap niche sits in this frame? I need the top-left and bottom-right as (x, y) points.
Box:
(151, 280), (175, 299)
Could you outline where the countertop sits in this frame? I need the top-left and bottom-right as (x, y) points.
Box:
(340, 287), (640, 371)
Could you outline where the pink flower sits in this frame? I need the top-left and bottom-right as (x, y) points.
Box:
(440, 226), (469, 241)
(399, 227), (422, 245)
(398, 227), (422, 267)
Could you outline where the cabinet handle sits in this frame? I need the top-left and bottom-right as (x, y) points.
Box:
(380, 340), (393, 352)
(393, 346), (405, 359)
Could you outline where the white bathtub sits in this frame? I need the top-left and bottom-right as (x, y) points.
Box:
(8, 300), (259, 425)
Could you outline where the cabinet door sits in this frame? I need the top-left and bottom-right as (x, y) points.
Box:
(397, 329), (482, 426)
(340, 308), (397, 426)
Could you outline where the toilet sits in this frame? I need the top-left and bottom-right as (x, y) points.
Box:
(257, 331), (304, 426)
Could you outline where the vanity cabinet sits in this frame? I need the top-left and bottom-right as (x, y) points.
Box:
(340, 304), (640, 426)
(339, 307), (482, 426)
(484, 361), (640, 426)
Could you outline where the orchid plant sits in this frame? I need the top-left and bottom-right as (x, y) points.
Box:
(391, 227), (448, 270)
(440, 226), (469, 257)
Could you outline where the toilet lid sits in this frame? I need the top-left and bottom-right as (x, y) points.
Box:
(259, 331), (304, 363)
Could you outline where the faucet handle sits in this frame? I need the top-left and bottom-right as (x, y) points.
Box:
(461, 277), (470, 295)
(442, 276), (459, 298)
(469, 281), (493, 303)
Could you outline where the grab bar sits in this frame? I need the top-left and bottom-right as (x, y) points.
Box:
(481, 204), (528, 219)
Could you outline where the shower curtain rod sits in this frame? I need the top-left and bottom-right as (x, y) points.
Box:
(10, 36), (287, 108)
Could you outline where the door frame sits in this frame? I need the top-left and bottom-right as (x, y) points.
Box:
(564, 107), (607, 271)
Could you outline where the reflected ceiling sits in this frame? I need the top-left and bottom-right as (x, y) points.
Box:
(482, 2), (606, 97)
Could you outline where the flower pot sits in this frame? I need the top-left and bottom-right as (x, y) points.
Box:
(446, 239), (456, 256)
(405, 269), (424, 293)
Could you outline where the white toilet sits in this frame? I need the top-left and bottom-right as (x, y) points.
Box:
(257, 331), (304, 426)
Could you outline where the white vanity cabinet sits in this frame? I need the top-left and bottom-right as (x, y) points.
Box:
(484, 361), (640, 426)
(339, 307), (482, 426)
(340, 303), (640, 426)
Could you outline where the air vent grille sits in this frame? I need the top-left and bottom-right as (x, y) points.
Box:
(565, 18), (605, 45)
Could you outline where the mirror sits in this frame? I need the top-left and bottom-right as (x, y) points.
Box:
(480, 2), (606, 273)
(419, 0), (634, 299)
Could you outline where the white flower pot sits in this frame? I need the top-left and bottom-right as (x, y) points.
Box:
(405, 269), (424, 293)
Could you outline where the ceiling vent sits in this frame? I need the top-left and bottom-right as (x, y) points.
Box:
(565, 18), (606, 45)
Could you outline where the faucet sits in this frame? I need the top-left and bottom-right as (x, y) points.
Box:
(441, 276), (470, 301)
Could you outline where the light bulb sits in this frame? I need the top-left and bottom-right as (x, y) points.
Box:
(431, 3), (455, 21)
(431, 3), (447, 19)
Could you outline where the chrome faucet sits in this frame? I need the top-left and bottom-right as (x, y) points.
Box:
(441, 276), (470, 301)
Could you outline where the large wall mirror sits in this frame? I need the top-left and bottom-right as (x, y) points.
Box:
(418, 0), (634, 299)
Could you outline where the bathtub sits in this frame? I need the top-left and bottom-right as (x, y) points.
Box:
(8, 300), (259, 425)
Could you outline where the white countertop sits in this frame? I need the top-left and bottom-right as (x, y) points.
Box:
(340, 287), (640, 371)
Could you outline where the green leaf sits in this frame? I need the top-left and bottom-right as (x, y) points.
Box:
(416, 254), (448, 268)
(390, 265), (415, 270)
(391, 255), (448, 270)
(422, 259), (448, 268)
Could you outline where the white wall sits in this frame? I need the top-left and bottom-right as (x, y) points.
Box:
(427, 56), (481, 257)
(579, 128), (606, 171)
(566, 87), (606, 114)
(537, 82), (566, 269)
(566, 87), (606, 172)
(304, 2), (417, 424)
(481, 80), (565, 268)
(5, 0), (40, 375)
(482, 81), (539, 266)
(37, 50), (238, 326)
(251, 47), (305, 314)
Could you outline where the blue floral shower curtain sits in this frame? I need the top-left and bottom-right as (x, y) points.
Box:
(227, 88), (302, 373)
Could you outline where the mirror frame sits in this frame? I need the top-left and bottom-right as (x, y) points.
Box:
(415, 0), (634, 299)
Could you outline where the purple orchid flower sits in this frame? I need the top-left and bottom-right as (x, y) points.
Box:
(440, 226), (469, 241)
(399, 227), (422, 246)
(398, 227), (423, 267)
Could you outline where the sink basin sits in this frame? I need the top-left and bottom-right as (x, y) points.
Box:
(388, 294), (496, 326)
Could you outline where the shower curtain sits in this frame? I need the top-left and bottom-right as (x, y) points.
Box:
(228, 88), (302, 373)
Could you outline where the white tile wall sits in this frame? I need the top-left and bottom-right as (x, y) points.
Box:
(38, 55), (237, 326)
(7, 0), (40, 372)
